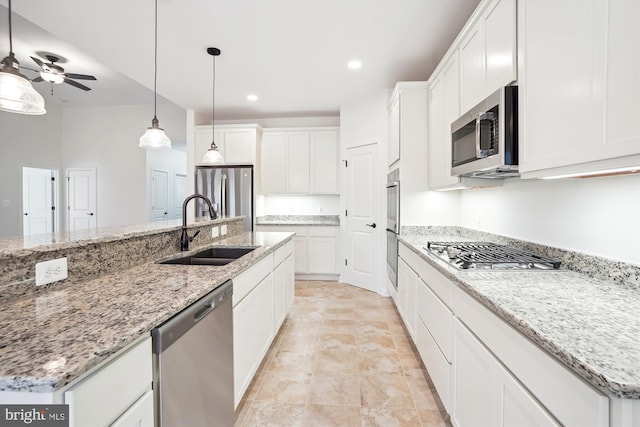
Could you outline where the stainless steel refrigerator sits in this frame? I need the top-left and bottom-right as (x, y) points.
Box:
(195, 165), (254, 231)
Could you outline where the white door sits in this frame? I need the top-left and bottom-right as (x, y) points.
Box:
(67, 168), (97, 233)
(342, 143), (379, 293)
(150, 169), (169, 221)
(22, 167), (57, 236)
(174, 173), (187, 219)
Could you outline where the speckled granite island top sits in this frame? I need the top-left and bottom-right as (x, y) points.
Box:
(256, 215), (339, 226)
(399, 234), (640, 400)
(0, 231), (293, 393)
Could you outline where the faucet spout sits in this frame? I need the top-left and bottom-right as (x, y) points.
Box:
(181, 193), (217, 251)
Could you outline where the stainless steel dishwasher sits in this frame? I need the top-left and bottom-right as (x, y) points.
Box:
(152, 280), (233, 427)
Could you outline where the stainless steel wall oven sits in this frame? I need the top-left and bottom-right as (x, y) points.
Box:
(386, 169), (400, 290)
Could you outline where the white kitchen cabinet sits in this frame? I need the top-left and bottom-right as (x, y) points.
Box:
(194, 124), (260, 165)
(261, 128), (339, 195)
(453, 318), (559, 427)
(310, 130), (339, 194)
(110, 390), (154, 427)
(397, 258), (417, 340)
(459, 0), (516, 112)
(388, 91), (401, 166)
(518, 0), (640, 178)
(232, 240), (294, 408)
(64, 337), (152, 427)
(284, 255), (295, 311)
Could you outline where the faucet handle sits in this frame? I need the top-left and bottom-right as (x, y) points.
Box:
(189, 230), (201, 242)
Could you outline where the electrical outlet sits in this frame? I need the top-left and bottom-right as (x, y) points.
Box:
(211, 227), (219, 238)
(35, 258), (68, 286)
(221, 225), (228, 236)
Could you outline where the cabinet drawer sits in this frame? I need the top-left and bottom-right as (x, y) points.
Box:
(452, 285), (608, 426)
(416, 276), (453, 362)
(233, 254), (274, 306)
(415, 316), (451, 413)
(274, 240), (294, 266)
(110, 390), (154, 427)
(308, 226), (336, 237)
(399, 243), (453, 308)
(65, 337), (152, 427)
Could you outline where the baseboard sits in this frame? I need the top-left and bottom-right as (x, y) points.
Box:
(295, 274), (340, 281)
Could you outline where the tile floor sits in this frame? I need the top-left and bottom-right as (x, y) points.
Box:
(234, 281), (452, 427)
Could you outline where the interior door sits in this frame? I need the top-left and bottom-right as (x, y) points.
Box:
(342, 143), (379, 293)
(22, 167), (56, 236)
(174, 173), (187, 219)
(150, 169), (169, 221)
(67, 168), (97, 233)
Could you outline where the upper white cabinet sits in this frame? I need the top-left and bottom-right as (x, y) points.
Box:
(518, 0), (640, 178)
(459, 0), (516, 112)
(261, 127), (339, 195)
(388, 91), (401, 166)
(194, 124), (261, 165)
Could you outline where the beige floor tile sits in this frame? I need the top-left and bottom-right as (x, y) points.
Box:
(393, 333), (417, 353)
(406, 375), (441, 411)
(240, 401), (308, 426)
(356, 320), (391, 336)
(269, 347), (317, 373)
(303, 404), (362, 427)
(417, 408), (451, 427)
(359, 374), (414, 408)
(357, 350), (404, 375)
(308, 374), (361, 406)
(314, 349), (359, 375)
(319, 332), (357, 351)
(361, 406), (423, 427)
(398, 351), (428, 378)
(324, 307), (357, 320)
(357, 333), (398, 353)
(321, 319), (357, 333)
(254, 371), (312, 404)
(278, 333), (319, 352)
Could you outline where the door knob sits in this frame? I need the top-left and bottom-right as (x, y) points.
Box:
(87, 212), (94, 216)
(23, 213), (28, 216)
(366, 223), (376, 228)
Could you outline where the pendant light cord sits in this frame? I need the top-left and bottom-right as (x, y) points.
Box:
(211, 53), (215, 129)
(153, 0), (158, 119)
(8, 0), (13, 55)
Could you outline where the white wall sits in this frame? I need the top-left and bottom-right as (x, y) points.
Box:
(60, 103), (187, 229)
(256, 195), (340, 216)
(457, 174), (640, 264)
(0, 107), (63, 237)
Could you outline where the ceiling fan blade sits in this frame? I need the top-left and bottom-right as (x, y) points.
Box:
(65, 73), (97, 81)
(30, 56), (45, 69)
(32, 77), (44, 82)
(64, 78), (91, 91)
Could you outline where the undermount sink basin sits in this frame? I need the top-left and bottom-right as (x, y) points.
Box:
(160, 246), (257, 266)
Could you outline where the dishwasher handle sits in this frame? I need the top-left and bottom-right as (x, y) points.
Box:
(152, 280), (233, 354)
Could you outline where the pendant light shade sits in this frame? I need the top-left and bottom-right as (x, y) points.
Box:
(201, 47), (223, 164)
(139, 0), (171, 149)
(0, 0), (45, 115)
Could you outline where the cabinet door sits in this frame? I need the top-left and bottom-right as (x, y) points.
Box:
(255, 273), (275, 361)
(195, 127), (224, 164)
(388, 92), (401, 166)
(224, 128), (255, 164)
(233, 293), (256, 408)
(110, 390), (154, 427)
(286, 132), (310, 193)
(460, 22), (485, 112)
(484, 0), (517, 91)
(501, 370), (560, 427)
(404, 266), (418, 340)
(284, 255), (295, 311)
(261, 132), (287, 194)
(396, 258), (409, 320)
(274, 261), (287, 329)
(453, 319), (501, 427)
(293, 235), (308, 274)
(519, 0), (595, 173)
(307, 236), (337, 274)
(310, 130), (339, 194)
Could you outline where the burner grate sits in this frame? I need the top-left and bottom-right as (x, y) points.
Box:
(426, 241), (561, 270)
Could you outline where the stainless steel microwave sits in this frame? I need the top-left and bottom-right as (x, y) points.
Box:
(451, 86), (519, 178)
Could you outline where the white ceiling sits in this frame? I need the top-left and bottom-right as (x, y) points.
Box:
(2, 0), (480, 121)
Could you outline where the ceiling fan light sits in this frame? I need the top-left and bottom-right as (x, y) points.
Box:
(139, 117), (171, 149)
(202, 143), (224, 164)
(0, 64), (46, 115)
(40, 71), (64, 84)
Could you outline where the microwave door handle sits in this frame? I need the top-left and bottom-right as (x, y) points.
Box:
(475, 114), (482, 158)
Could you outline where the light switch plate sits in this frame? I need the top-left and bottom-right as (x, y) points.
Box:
(35, 258), (68, 286)
(221, 225), (228, 236)
(211, 227), (219, 238)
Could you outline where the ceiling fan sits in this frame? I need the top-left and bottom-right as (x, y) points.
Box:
(29, 54), (97, 92)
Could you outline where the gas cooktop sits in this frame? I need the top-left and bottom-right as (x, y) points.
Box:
(424, 241), (562, 270)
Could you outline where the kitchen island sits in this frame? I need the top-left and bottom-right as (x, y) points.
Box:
(396, 228), (640, 426)
(0, 227), (294, 419)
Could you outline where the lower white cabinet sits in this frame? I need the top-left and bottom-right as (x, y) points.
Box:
(232, 240), (294, 408)
(397, 258), (417, 339)
(64, 337), (152, 427)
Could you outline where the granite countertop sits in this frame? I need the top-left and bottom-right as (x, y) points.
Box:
(256, 215), (339, 226)
(0, 231), (294, 393)
(399, 234), (640, 400)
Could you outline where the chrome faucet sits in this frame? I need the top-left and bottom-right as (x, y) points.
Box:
(181, 193), (217, 251)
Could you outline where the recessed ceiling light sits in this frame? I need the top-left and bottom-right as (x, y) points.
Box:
(347, 60), (362, 70)
(247, 94), (258, 101)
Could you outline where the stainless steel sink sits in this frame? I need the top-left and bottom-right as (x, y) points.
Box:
(160, 246), (257, 266)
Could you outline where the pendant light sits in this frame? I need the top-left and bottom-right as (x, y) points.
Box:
(0, 0), (46, 115)
(139, 0), (171, 149)
(201, 47), (224, 164)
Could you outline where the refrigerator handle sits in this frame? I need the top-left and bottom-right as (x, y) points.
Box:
(221, 174), (227, 217)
